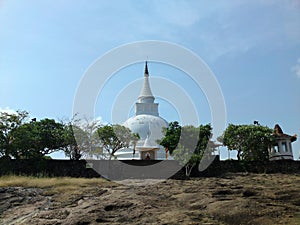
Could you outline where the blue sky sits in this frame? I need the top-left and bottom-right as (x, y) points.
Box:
(0, 0), (300, 159)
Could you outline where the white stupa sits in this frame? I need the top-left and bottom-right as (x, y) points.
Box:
(123, 62), (168, 159)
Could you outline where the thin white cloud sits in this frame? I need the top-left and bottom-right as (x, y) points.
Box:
(291, 58), (300, 78)
(0, 107), (17, 114)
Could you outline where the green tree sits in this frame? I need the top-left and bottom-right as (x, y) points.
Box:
(222, 124), (274, 161)
(11, 118), (66, 159)
(195, 124), (213, 155)
(96, 124), (139, 160)
(0, 110), (28, 158)
(158, 121), (181, 159)
(173, 124), (212, 176)
(62, 124), (85, 160)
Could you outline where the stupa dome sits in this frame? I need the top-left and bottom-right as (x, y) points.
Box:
(123, 114), (168, 147)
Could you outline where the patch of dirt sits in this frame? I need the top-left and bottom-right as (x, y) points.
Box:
(0, 173), (300, 224)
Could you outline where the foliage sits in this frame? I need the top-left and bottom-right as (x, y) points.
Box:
(173, 124), (212, 176)
(63, 124), (83, 160)
(10, 119), (66, 159)
(195, 124), (213, 155)
(222, 124), (274, 161)
(0, 110), (142, 160)
(96, 124), (139, 159)
(0, 110), (28, 157)
(159, 121), (181, 157)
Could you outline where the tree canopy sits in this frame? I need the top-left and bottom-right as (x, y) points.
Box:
(222, 124), (274, 161)
(11, 119), (66, 159)
(0, 110), (28, 158)
(63, 124), (87, 160)
(159, 121), (181, 159)
(96, 124), (139, 159)
(173, 124), (212, 176)
(0, 110), (143, 160)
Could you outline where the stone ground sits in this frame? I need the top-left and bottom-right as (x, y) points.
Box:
(0, 173), (299, 225)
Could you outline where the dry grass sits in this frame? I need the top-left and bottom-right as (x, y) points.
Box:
(0, 175), (111, 189)
(0, 175), (117, 205)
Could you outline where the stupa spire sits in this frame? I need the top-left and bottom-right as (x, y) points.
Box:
(138, 61), (154, 103)
(144, 61), (149, 77)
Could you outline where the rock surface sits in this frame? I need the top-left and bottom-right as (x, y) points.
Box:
(0, 173), (299, 225)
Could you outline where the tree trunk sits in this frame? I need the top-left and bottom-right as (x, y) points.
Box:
(165, 147), (168, 160)
(185, 164), (195, 177)
(133, 143), (136, 159)
(237, 150), (241, 161)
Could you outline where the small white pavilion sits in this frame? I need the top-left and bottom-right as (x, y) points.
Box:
(269, 124), (297, 160)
